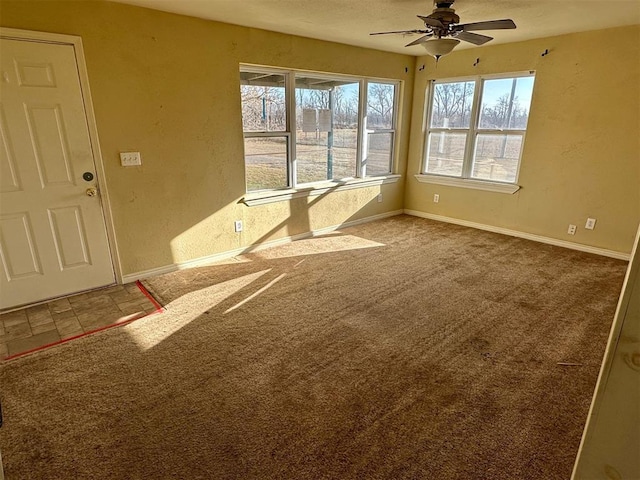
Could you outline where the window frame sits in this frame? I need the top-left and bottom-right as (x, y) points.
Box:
(240, 64), (401, 196)
(292, 71), (362, 188)
(421, 71), (535, 190)
(363, 80), (399, 178)
(240, 66), (293, 191)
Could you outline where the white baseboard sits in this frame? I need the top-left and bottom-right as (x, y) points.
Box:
(404, 209), (631, 261)
(122, 210), (404, 283)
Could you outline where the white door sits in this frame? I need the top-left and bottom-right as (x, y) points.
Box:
(0, 38), (114, 309)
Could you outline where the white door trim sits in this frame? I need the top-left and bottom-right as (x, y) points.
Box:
(0, 27), (123, 285)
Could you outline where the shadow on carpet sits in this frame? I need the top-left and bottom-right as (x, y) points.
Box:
(0, 215), (627, 479)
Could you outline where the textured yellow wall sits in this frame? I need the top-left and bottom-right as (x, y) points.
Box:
(0, 0), (414, 275)
(2, 1), (638, 274)
(406, 26), (640, 254)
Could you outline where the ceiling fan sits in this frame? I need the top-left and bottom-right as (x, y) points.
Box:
(370, 0), (516, 59)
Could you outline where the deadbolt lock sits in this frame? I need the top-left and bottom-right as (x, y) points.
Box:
(86, 187), (98, 197)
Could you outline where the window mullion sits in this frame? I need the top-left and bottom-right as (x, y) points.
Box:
(422, 80), (436, 173)
(389, 83), (400, 173)
(356, 79), (367, 178)
(475, 129), (526, 135)
(286, 71), (297, 188)
(368, 128), (395, 134)
(245, 132), (283, 138)
(462, 79), (483, 179)
(428, 128), (467, 133)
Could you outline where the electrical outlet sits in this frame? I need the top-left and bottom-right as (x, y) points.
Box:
(433, 193), (440, 203)
(585, 218), (596, 230)
(568, 224), (577, 235)
(120, 151), (141, 166)
(377, 193), (383, 203)
(234, 220), (243, 233)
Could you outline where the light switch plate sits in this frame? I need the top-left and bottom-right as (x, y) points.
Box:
(120, 151), (141, 166)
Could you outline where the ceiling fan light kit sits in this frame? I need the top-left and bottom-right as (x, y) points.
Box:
(422, 38), (460, 60)
(370, 0), (516, 62)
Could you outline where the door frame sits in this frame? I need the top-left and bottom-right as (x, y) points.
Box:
(0, 27), (123, 286)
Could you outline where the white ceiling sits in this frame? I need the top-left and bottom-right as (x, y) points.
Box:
(111, 0), (640, 55)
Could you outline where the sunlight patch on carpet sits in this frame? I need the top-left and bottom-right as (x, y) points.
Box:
(248, 234), (385, 260)
(126, 269), (270, 351)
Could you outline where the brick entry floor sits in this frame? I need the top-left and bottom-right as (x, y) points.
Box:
(0, 283), (160, 360)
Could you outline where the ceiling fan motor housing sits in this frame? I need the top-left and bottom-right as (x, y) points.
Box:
(427, 6), (460, 33)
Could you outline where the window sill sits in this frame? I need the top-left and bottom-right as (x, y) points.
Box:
(414, 174), (520, 194)
(242, 175), (401, 206)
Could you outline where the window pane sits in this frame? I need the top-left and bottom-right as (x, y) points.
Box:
(367, 82), (395, 130)
(240, 72), (286, 132)
(296, 133), (332, 184)
(431, 81), (475, 129)
(332, 128), (359, 179)
(244, 137), (288, 191)
(478, 76), (534, 130)
(471, 134), (523, 183)
(366, 132), (393, 176)
(295, 77), (359, 183)
(425, 132), (467, 177)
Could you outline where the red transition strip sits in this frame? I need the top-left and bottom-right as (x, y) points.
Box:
(3, 282), (164, 362)
(136, 280), (163, 313)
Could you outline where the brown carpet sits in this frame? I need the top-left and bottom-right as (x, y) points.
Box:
(0, 215), (627, 479)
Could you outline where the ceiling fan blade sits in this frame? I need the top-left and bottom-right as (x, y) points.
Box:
(455, 31), (493, 45)
(370, 29), (430, 36)
(405, 34), (433, 47)
(457, 19), (516, 31)
(417, 15), (444, 29)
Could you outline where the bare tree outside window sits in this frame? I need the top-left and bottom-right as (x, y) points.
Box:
(367, 83), (395, 129)
(425, 74), (535, 183)
(366, 82), (396, 175)
(431, 81), (475, 129)
(479, 77), (533, 130)
(240, 67), (399, 191)
(241, 85), (286, 132)
(240, 72), (289, 191)
(295, 79), (360, 183)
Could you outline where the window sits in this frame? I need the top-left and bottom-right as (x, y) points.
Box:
(366, 82), (397, 177)
(295, 74), (360, 185)
(423, 73), (535, 185)
(240, 67), (399, 193)
(240, 71), (290, 191)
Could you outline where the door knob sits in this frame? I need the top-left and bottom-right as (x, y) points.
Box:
(86, 187), (98, 197)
